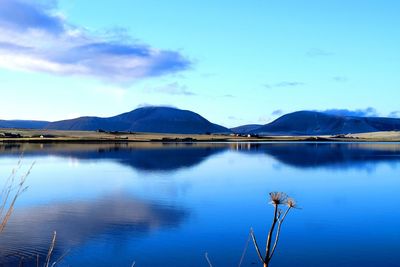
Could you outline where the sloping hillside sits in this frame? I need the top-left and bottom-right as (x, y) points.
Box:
(46, 107), (231, 134)
(251, 111), (400, 135)
(0, 120), (49, 129)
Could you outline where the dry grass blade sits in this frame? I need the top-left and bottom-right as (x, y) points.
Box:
(50, 249), (71, 267)
(45, 231), (57, 267)
(0, 159), (22, 218)
(0, 161), (34, 233)
(250, 228), (264, 263)
(238, 230), (252, 267)
(205, 252), (213, 267)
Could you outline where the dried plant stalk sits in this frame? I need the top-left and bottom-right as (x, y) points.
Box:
(0, 161), (33, 233)
(251, 192), (298, 267)
(45, 231), (57, 267)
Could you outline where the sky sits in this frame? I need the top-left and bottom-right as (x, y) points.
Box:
(0, 0), (399, 127)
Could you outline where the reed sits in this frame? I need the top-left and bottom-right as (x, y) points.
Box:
(0, 159), (33, 233)
(251, 192), (298, 267)
(0, 161), (70, 267)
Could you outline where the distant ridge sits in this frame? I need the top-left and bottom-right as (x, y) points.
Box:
(234, 111), (400, 136)
(45, 106), (231, 134)
(0, 120), (49, 130)
(230, 124), (263, 134)
(2, 109), (400, 136)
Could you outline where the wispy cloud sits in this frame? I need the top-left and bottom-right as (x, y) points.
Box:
(258, 115), (271, 124)
(271, 109), (283, 116)
(306, 48), (334, 57)
(148, 82), (196, 96)
(389, 111), (400, 118)
(221, 94), (235, 98)
(137, 103), (153, 108)
(228, 116), (240, 120)
(0, 0), (190, 82)
(264, 81), (304, 88)
(137, 103), (177, 109)
(321, 107), (378, 117)
(332, 76), (349, 82)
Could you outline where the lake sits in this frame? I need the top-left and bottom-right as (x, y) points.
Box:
(0, 142), (399, 267)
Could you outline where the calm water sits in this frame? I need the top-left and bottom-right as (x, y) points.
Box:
(0, 142), (400, 267)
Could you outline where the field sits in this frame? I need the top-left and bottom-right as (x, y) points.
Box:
(1, 128), (400, 143)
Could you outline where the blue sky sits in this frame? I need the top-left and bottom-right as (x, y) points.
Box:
(0, 0), (399, 127)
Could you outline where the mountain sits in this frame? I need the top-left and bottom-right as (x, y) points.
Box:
(249, 111), (400, 136)
(231, 124), (263, 134)
(3, 109), (400, 136)
(0, 120), (49, 129)
(46, 106), (231, 134)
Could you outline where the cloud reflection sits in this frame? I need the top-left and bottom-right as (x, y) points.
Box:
(0, 193), (188, 265)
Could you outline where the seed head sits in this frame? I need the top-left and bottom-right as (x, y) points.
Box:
(269, 192), (288, 205)
(287, 198), (297, 208)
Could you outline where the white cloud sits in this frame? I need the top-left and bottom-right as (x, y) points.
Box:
(0, 0), (190, 83)
(146, 82), (196, 96)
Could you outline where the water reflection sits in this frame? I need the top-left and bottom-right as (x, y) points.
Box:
(0, 193), (188, 265)
(1, 142), (400, 171)
(0, 143), (227, 172)
(233, 142), (400, 169)
(0, 142), (399, 266)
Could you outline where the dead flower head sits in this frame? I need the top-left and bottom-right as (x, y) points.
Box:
(287, 198), (297, 208)
(269, 192), (288, 205)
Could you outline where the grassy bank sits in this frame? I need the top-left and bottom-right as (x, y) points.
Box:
(1, 128), (400, 143)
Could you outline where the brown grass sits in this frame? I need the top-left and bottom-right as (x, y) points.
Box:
(0, 159), (32, 233)
(3, 128), (399, 143)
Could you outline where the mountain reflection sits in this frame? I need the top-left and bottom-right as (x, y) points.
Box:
(1, 142), (400, 171)
(0, 143), (227, 172)
(231, 142), (400, 169)
(0, 193), (188, 265)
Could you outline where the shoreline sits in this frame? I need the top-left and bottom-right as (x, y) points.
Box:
(1, 129), (400, 143)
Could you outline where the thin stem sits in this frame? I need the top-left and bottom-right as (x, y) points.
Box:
(250, 228), (264, 263)
(51, 249), (70, 267)
(205, 252), (213, 267)
(45, 231), (57, 267)
(0, 162), (33, 232)
(265, 204), (279, 262)
(238, 230), (252, 267)
(268, 207), (291, 262)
